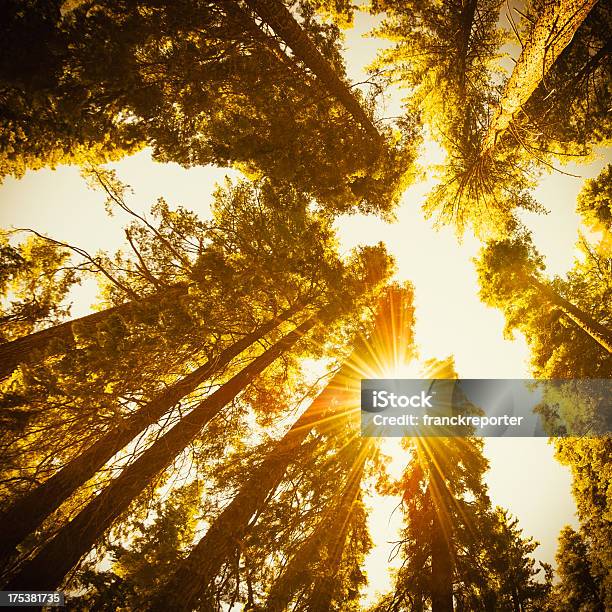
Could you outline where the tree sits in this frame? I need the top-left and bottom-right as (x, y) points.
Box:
(370, 0), (546, 237)
(577, 164), (612, 235)
(0, 0), (418, 216)
(0, 169), (393, 568)
(464, 507), (553, 611)
(300, 439), (374, 611)
(0, 231), (83, 369)
(2, 239), (392, 592)
(149, 284), (415, 610)
(372, 358), (550, 612)
(2, 312), (325, 592)
(480, 0), (598, 156)
(0, 303), (299, 567)
(370, 0), (505, 137)
(0, 166), (354, 379)
(475, 225), (612, 607)
(69, 482), (204, 611)
(242, 0), (382, 145)
(554, 438), (612, 609)
(0, 174), (350, 501)
(515, 0), (612, 157)
(476, 232), (612, 358)
(0, 286), (186, 382)
(549, 526), (605, 611)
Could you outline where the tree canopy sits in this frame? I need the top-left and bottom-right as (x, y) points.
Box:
(0, 0), (610, 609)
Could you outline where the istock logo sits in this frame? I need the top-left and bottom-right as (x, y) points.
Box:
(361, 384), (435, 413)
(373, 390), (433, 409)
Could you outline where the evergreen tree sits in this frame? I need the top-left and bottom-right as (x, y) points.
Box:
(150, 284), (415, 610)
(549, 526), (605, 611)
(577, 164), (612, 239)
(0, 0), (418, 215)
(243, 0), (382, 144)
(476, 231), (612, 359)
(480, 0), (598, 156)
(370, 0), (543, 236)
(1, 244), (392, 592)
(0, 231), (81, 343)
(372, 358), (550, 612)
(515, 0), (611, 157)
(69, 482), (203, 611)
(476, 224), (612, 608)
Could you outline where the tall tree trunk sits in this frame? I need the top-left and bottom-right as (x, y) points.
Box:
(266, 439), (372, 611)
(528, 276), (612, 353)
(430, 510), (454, 612)
(429, 458), (454, 612)
(148, 343), (367, 611)
(241, 0), (383, 146)
(456, 0), (478, 99)
(0, 304), (300, 566)
(303, 440), (372, 611)
(2, 311), (322, 592)
(481, 0), (597, 155)
(0, 286), (185, 381)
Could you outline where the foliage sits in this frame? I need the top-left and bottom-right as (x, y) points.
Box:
(0, 0), (418, 216)
(0, 231), (81, 341)
(519, 0), (612, 157)
(577, 164), (612, 236)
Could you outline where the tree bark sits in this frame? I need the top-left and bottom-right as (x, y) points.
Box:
(481, 0), (598, 154)
(148, 342), (368, 611)
(0, 304), (300, 566)
(456, 0), (478, 99)
(430, 466), (454, 612)
(528, 276), (612, 353)
(241, 0), (383, 146)
(0, 286), (185, 381)
(2, 311), (321, 592)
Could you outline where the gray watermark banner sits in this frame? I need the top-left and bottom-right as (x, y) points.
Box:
(0, 592), (64, 607)
(361, 379), (611, 437)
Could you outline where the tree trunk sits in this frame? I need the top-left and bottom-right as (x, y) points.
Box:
(429, 462), (454, 612)
(148, 343), (367, 611)
(0, 286), (185, 381)
(528, 276), (612, 353)
(303, 440), (372, 611)
(266, 439), (372, 611)
(242, 0), (383, 146)
(481, 0), (597, 154)
(456, 0), (478, 99)
(0, 304), (300, 566)
(2, 311), (321, 592)
(430, 511), (454, 612)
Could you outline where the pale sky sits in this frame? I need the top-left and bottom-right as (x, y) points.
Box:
(1, 6), (610, 607)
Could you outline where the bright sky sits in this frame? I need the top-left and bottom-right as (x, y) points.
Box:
(1, 6), (610, 607)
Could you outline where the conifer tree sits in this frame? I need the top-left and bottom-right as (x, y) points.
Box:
(549, 526), (606, 611)
(476, 231), (612, 356)
(149, 284), (415, 610)
(0, 0), (418, 215)
(476, 224), (611, 608)
(0, 303), (299, 566)
(2, 313), (326, 592)
(370, 0), (543, 236)
(577, 164), (612, 237)
(481, 0), (598, 155)
(519, 1), (612, 156)
(1, 243), (392, 592)
(372, 358), (550, 612)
